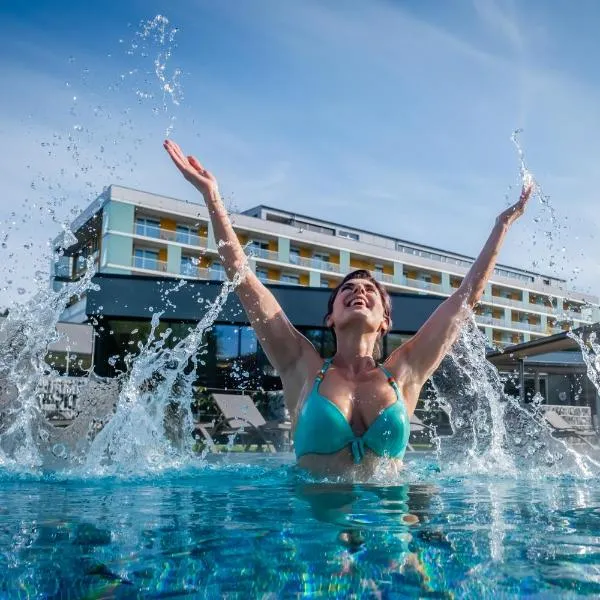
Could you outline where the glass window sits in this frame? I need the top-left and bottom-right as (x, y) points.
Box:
(176, 224), (197, 245)
(214, 325), (239, 360)
(209, 261), (226, 280)
(301, 328), (323, 354)
(338, 230), (359, 241)
(134, 248), (158, 270)
(180, 255), (197, 276)
(240, 327), (257, 356)
(256, 268), (268, 281)
(322, 329), (336, 358)
(135, 217), (160, 238)
(289, 247), (300, 264)
(385, 333), (411, 358)
(281, 273), (299, 284)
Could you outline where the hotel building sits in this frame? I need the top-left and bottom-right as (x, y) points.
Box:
(54, 185), (599, 349)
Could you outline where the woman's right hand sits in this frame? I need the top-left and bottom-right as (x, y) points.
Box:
(163, 139), (218, 198)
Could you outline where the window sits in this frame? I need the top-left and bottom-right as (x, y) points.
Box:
(384, 334), (411, 358)
(134, 248), (158, 270)
(135, 217), (160, 239)
(256, 268), (269, 282)
(374, 264), (384, 273)
(209, 261), (226, 281)
(292, 220), (335, 236)
(281, 273), (299, 284)
(180, 255), (197, 276)
(249, 240), (271, 259)
(313, 252), (330, 269)
(214, 325), (239, 360)
(240, 327), (257, 356)
(289, 247), (300, 264)
(320, 279), (330, 288)
(176, 224), (197, 245)
(338, 229), (359, 241)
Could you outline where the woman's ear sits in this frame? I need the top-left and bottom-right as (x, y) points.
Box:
(325, 316), (333, 328)
(379, 318), (390, 336)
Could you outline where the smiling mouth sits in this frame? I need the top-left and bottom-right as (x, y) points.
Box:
(347, 299), (367, 308)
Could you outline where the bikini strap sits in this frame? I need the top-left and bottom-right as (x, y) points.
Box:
(314, 358), (333, 383)
(378, 364), (401, 396)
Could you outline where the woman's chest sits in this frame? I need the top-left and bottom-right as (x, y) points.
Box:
(317, 375), (398, 435)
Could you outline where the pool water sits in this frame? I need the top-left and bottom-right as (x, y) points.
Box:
(2, 453), (600, 598)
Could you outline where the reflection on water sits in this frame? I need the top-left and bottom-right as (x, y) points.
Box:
(1, 455), (600, 597)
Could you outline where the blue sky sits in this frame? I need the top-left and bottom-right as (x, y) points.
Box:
(1, 0), (599, 306)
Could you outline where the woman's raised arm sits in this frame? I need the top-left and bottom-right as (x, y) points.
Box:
(164, 140), (320, 393)
(385, 182), (534, 414)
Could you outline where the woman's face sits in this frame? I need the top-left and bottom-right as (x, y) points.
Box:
(328, 278), (389, 335)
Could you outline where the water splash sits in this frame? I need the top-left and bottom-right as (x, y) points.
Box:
(0, 253), (98, 471)
(430, 314), (600, 479)
(124, 15), (182, 137)
(83, 264), (251, 476)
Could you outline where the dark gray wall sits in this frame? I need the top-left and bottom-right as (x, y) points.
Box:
(87, 273), (444, 333)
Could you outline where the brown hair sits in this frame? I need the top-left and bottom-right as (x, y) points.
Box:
(324, 269), (392, 361)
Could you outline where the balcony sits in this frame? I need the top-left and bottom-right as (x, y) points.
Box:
(510, 321), (545, 333)
(475, 315), (507, 328)
(248, 247), (279, 261)
(132, 257), (167, 272)
(134, 223), (208, 248)
(372, 271), (395, 284)
(487, 295), (525, 309)
(527, 302), (557, 314)
(403, 278), (445, 294)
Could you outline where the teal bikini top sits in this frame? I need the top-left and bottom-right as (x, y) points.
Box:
(294, 358), (410, 464)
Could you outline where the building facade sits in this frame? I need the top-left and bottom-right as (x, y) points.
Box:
(53, 185), (599, 348)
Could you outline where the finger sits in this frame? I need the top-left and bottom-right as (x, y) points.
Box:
(188, 155), (207, 174)
(164, 139), (188, 165)
(164, 144), (191, 174)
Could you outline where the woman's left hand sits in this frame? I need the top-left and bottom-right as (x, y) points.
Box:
(497, 181), (534, 227)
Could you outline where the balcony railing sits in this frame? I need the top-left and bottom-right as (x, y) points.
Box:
(132, 257), (167, 272)
(486, 295), (525, 309)
(249, 247), (279, 261)
(403, 278), (445, 294)
(372, 271), (395, 284)
(510, 320), (545, 333)
(526, 302), (557, 314)
(135, 223), (208, 248)
(475, 316), (507, 328)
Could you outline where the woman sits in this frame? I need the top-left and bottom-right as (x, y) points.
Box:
(164, 139), (532, 478)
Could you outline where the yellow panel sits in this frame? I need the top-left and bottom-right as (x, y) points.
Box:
(161, 218), (177, 232)
(299, 274), (309, 286)
(329, 280), (337, 288)
(158, 248), (167, 262)
(268, 240), (277, 252)
(383, 264), (394, 275)
(329, 254), (340, 264)
(492, 308), (503, 319)
(200, 256), (211, 268)
(198, 225), (208, 237)
(237, 233), (248, 244)
(299, 247), (312, 258)
(267, 268), (279, 280)
(405, 270), (417, 279)
(350, 257), (372, 269)
(431, 273), (442, 284)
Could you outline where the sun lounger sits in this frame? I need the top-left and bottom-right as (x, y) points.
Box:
(194, 392), (291, 452)
(543, 410), (599, 450)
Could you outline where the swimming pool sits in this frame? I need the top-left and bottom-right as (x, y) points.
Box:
(2, 452), (599, 598)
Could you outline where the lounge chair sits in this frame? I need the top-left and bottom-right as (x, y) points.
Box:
(543, 410), (599, 450)
(408, 413), (435, 450)
(194, 392), (292, 452)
